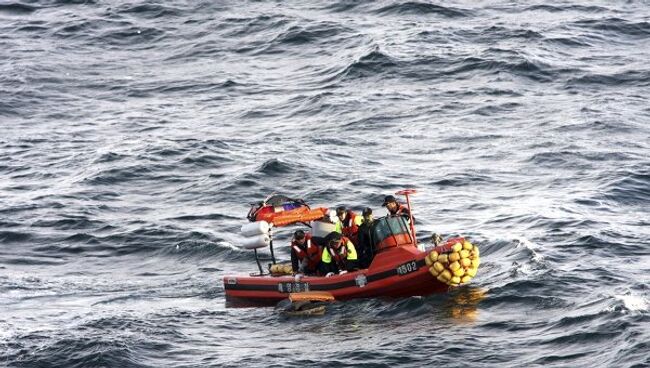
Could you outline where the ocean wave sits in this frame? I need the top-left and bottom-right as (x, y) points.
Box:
(180, 153), (234, 168)
(31, 217), (105, 230)
(25, 226), (224, 258)
(114, 3), (185, 19)
(321, 0), (363, 13)
(470, 101), (522, 116)
(94, 151), (128, 163)
(428, 173), (497, 187)
(599, 167), (650, 207)
(443, 55), (557, 82)
(158, 239), (250, 262)
(125, 79), (241, 98)
(1, 257), (64, 266)
(167, 213), (235, 222)
(0, 231), (32, 243)
(5, 335), (154, 368)
(544, 36), (592, 47)
(222, 14), (290, 38)
(540, 329), (622, 347)
(81, 164), (176, 186)
(374, 1), (471, 18)
(269, 22), (351, 47)
(610, 292), (649, 313)
(572, 18), (650, 38)
(371, 297), (435, 319)
(257, 158), (298, 176)
(0, 2), (37, 14)
(526, 150), (592, 168)
(52, 17), (166, 47)
(479, 26), (544, 41)
(481, 292), (569, 309)
(525, 4), (610, 13)
(566, 69), (650, 88)
(335, 47), (398, 81)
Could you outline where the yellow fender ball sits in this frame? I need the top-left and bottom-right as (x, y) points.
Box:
(461, 258), (472, 268)
(440, 270), (452, 281)
(472, 247), (480, 257)
(429, 266), (439, 277)
(453, 268), (465, 277)
(433, 262), (445, 273)
(452, 242), (462, 252)
(437, 274), (447, 283)
(425, 254), (433, 266)
(449, 261), (461, 271)
(463, 241), (473, 250)
(429, 251), (439, 262)
(461, 275), (472, 284)
(449, 252), (461, 262)
(459, 249), (470, 259)
(450, 276), (461, 285)
(438, 254), (449, 264)
(471, 259), (480, 268)
(466, 267), (477, 277)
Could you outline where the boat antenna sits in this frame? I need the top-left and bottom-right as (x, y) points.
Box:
(396, 189), (418, 249)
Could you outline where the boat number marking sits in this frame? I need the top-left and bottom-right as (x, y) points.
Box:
(278, 282), (310, 293)
(396, 260), (418, 276)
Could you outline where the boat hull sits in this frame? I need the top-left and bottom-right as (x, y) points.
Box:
(224, 245), (450, 306)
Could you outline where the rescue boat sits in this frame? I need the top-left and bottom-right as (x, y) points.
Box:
(225, 191), (480, 306)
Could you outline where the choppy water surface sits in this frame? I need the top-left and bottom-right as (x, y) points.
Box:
(2, 1), (649, 367)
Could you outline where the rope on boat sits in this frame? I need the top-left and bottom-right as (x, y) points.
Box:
(270, 263), (293, 275)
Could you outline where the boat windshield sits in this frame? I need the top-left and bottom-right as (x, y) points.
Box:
(372, 216), (412, 247)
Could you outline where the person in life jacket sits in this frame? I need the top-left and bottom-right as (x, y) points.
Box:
(382, 195), (412, 219)
(319, 231), (358, 276)
(356, 207), (375, 269)
(290, 230), (321, 275)
(334, 206), (363, 245)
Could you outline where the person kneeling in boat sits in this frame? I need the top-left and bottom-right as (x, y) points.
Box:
(334, 206), (363, 245)
(319, 232), (359, 277)
(290, 230), (321, 275)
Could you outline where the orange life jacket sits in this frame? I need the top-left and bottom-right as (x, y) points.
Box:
(341, 211), (359, 243)
(291, 234), (321, 270)
(390, 204), (409, 217)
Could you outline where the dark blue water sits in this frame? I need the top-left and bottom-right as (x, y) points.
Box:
(2, 1), (649, 367)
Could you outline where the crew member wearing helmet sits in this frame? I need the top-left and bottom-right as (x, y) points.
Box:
(290, 230), (321, 275)
(334, 206), (363, 245)
(319, 231), (358, 276)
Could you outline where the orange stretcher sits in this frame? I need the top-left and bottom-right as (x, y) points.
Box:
(255, 206), (329, 227)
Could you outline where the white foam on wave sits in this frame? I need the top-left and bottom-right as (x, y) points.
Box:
(613, 292), (649, 312)
(512, 261), (532, 276)
(514, 236), (544, 263)
(0, 322), (14, 342)
(219, 240), (242, 251)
